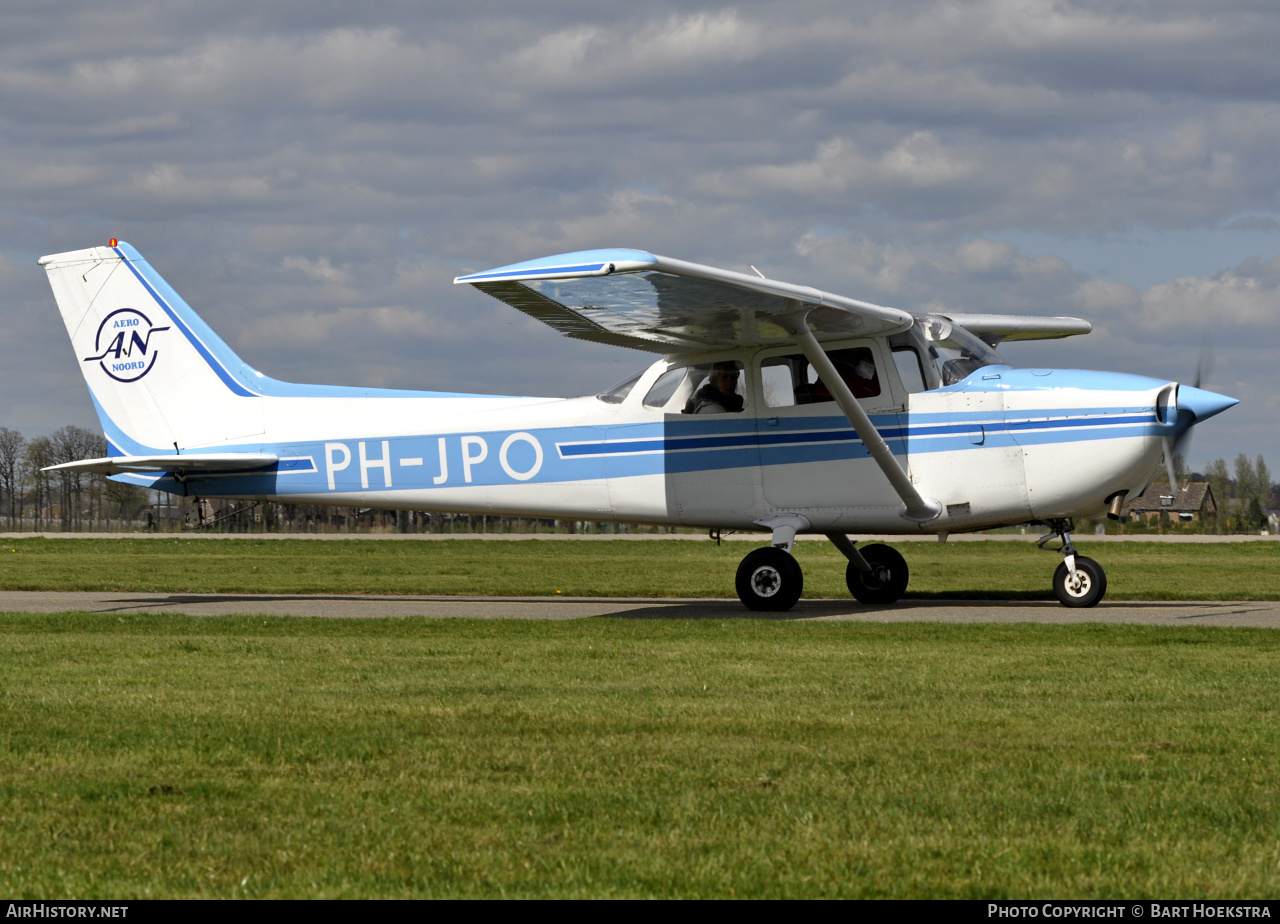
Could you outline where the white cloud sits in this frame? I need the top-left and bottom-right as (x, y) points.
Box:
(505, 11), (765, 86)
(280, 256), (350, 285)
(1138, 259), (1280, 329)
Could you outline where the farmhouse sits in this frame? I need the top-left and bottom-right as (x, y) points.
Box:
(1127, 482), (1216, 524)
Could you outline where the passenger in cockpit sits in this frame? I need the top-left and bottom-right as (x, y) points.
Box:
(684, 362), (745, 414)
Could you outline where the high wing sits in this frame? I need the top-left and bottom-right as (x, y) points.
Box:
(455, 249), (1090, 354)
(43, 454), (279, 476)
(455, 249), (914, 353)
(942, 313), (1091, 346)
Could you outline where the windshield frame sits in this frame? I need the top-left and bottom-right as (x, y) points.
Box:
(903, 315), (1007, 388)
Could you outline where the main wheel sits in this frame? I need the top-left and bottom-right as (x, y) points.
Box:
(846, 543), (909, 604)
(1053, 556), (1107, 608)
(736, 547), (804, 612)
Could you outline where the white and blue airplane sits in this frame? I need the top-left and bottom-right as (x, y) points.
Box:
(40, 240), (1238, 611)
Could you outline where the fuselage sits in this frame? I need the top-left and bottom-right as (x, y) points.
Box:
(122, 352), (1175, 535)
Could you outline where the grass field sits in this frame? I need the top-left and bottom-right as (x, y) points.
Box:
(1, 536), (1279, 599)
(1, 615), (1278, 898)
(3, 539), (1278, 897)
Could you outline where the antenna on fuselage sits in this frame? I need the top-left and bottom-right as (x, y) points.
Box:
(750, 266), (766, 278)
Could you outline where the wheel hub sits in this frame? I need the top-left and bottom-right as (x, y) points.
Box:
(1064, 569), (1091, 597)
(750, 565), (782, 598)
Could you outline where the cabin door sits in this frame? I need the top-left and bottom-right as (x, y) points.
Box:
(755, 340), (907, 511)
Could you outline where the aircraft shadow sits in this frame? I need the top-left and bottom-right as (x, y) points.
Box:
(80, 593), (1273, 622)
(600, 598), (1273, 621)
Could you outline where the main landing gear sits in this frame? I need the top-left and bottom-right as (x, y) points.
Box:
(1039, 519), (1107, 608)
(734, 521), (910, 612)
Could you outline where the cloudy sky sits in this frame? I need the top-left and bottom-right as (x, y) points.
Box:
(3, 0), (1279, 469)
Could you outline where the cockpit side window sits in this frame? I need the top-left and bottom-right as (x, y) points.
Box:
(596, 370), (644, 404)
(892, 347), (927, 394)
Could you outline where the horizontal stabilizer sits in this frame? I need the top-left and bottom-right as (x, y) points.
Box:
(943, 314), (1091, 345)
(43, 453), (279, 476)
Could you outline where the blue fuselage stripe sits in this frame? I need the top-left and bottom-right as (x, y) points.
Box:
(114, 248), (258, 398)
(558, 411), (1158, 458)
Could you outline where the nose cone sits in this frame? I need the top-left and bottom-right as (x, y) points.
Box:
(1178, 385), (1239, 424)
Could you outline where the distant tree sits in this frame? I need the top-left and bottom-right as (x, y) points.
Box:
(0, 427), (25, 529)
(1203, 458), (1231, 531)
(1233, 453), (1254, 503)
(1173, 452), (1190, 485)
(1205, 458), (1231, 500)
(23, 437), (53, 529)
(1255, 455), (1273, 511)
(1245, 497), (1265, 529)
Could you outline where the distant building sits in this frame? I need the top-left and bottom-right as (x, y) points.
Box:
(1127, 482), (1216, 524)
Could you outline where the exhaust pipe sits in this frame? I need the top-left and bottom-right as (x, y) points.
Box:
(1106, 491), (1127, 520)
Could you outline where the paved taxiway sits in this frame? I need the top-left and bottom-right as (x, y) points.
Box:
(1, 591), (1277, 626)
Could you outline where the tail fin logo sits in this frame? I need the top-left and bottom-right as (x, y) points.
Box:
(82, 308), (172, 383)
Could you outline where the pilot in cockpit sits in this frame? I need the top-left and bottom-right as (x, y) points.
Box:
(684, 361), (745, 414)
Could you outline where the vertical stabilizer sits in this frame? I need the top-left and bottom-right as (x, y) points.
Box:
(40, 242), (264, 454)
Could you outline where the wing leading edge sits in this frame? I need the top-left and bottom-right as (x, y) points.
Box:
(455, 249), (914, 354)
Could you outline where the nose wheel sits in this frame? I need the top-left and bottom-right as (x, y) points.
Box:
(1040, 520), (1107, 608)
(1053, 556), (1106, 607)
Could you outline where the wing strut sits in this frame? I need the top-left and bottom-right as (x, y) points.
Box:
(783, 312), (942, 523)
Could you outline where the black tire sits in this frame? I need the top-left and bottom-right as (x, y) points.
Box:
(846, 543), (909, 605)
(736, 547), (804, 612)
(1053, 556), (1107, 608)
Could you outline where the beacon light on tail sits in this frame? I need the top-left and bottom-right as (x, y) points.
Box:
(40, 241), (1238, 610)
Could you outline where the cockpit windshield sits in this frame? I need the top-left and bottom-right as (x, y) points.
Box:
(911, 316), (1006, 387)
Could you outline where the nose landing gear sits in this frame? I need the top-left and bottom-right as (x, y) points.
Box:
(1039, 519), (1107, 608)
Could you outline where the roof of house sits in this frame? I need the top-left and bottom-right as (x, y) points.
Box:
(1128, 482), (1214, 513)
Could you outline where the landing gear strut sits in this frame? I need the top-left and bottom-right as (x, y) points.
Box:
(847, 545), (909, 604)
(1039, 519), (1107, 608)
(828, 533), (910, 604)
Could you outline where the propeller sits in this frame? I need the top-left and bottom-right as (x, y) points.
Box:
(1163, 332), (1214, 493)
